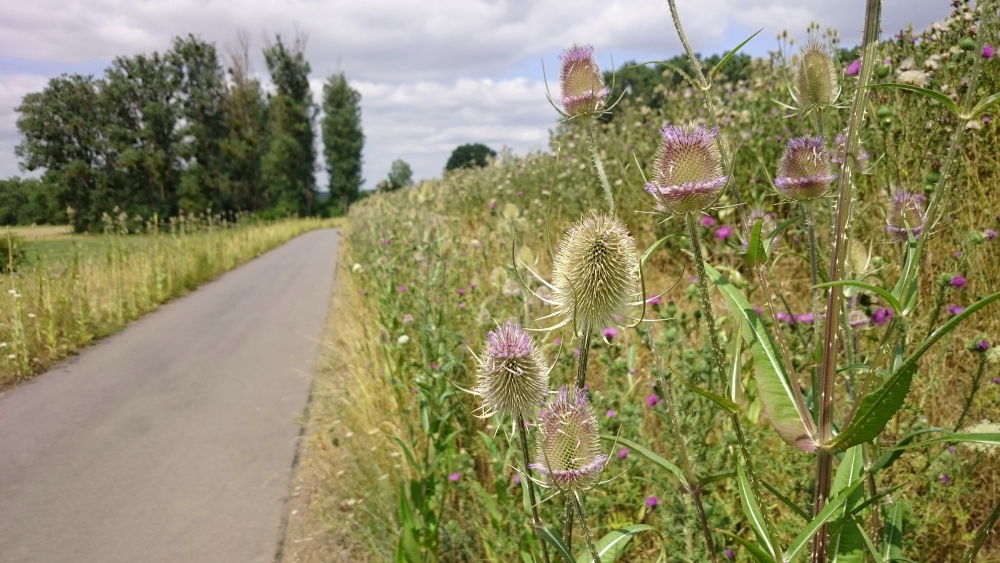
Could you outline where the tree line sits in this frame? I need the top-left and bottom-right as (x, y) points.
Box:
(7, 33), (364, 232)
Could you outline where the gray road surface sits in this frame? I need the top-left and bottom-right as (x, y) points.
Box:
(0, 229), (340, 563)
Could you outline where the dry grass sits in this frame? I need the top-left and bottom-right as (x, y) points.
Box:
(1, 225), (73, 239)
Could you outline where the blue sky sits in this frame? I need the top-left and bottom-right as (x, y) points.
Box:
(0, 0), (952, 190)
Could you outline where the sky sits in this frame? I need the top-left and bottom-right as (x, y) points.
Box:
(0, 0), (953, 190)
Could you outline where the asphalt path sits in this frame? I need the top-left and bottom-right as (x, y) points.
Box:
(0, 228), (340, 563)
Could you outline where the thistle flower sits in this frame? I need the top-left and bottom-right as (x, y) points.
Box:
(552, 212), (639, 331)
(984, 44), (996, 59)
(530, 387), (607, 490)
(644, 125), (727, 214)
(844, 59), (861, 76)
(559, 44), (610, 118)
(474, 320), (549, 419)
(774, 136), (836, 200)
(795, 42), (839, 111)
(886, 191), (927, 241)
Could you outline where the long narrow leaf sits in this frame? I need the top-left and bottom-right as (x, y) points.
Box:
(538, 526), (575, 563)
(674, 370), (740, 414)
(882, 504), (904, 561)
(737, 459), (779, 560)
(867, 82), (960, 115)
(815, 280), (902, 316)
(575, 524), (656, 563)
(890, 432), (1000, 450)
(830, 446), (866, 563)
(968, 91), (1000, 119)
(709, 28), (764, 83)
(716, 530), (776, 563)
(602, 434), (686, 485)
(783, 478), (866, 561)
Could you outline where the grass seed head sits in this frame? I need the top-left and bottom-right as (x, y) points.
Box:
(644, 125), (727, 214)
(475, 320), (549, 419)
(774, 136), (836, 201)
(552, 211), (639, 331)
(530, 387), (607, 490)
(560, 44), (610, 118)
(796, 42), (838, 110)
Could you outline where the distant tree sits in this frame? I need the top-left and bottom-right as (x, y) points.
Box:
(220, 31), (269, 212)
(262, 34), (316, 216)
(0, 177), (65, 225)
(321, 73), (364, 215)
(382, 159), (413, 192)
(445, 143), (496, 171)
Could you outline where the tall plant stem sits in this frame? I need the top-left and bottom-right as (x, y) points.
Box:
(685, 213), (779, 553)
(586, 124), (615, 214)
(954, 355), (987, 432)
(572, 490), (601, 563)
(575, 329), (593, 390)
(519, 415), (551, 563)
(803, 203), (823, 398)
(812, 2), (881, 561)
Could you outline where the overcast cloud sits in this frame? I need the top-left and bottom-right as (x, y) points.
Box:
(0, 0), (951, 189)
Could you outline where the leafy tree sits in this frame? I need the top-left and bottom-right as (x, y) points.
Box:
(382, 159), (413, 192)
(262, 34), (316, 215)
(445, 143), (496, 171)
(321, 73), (364, 214)
(0, 177), (64, 225)
(220, 32), (269, 212)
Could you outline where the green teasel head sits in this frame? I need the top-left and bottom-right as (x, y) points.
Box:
(530, 387), (607, 490)
(795, 42), (839, 111)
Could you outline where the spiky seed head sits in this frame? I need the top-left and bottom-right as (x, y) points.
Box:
(559, 45), (610, 118)
(530, 387), (607, 490)
(644, 125), (727, 214)
(886, 191), (926, 242)
(552, 212), (639, 331)
(796, 42), (838, 110)
(475, 320), (549, 419)
(774, 136), (836, 200)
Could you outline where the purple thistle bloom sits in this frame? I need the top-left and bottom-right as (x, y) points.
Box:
(606, 409), (616, 418)
(950, 275), (967, 288)
(947, 304), (965, 316)
(715, 225), (734, 240)
(774, 136), (836, 201)
(700, 215), (717, 227)
(448, 472), (461, 482)
(512, 474), (521, 485)
(939, 474), (951, 484)
(776, 311), (794, 325)
(984, 44), (996, 59)
(977, 339), (991, 351)
(602, 326), (620, 341)
(795, 313), (815, 324)
(872, 307), (894, 326)
(645, 393), (661, 408)
(985, 229), (997, 240)
(618, 448), (630, 460)
(645, 125), (728, 214)
(844, 59), (862, 76)
(993, 378), (1000, 385)
(725, 548), (736, 559)
(396, 285), (408, 292)
(645, 496), (660, 508)
(646, 295), (663, 306)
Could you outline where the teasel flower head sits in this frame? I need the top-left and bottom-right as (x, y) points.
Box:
(774, 136), (836, 201)
(474, 320), (549, 419)
(530, 387), (607, 490)
(886, 191), (927, 242)
(552, 211), (640, 331)
(559, 44), (610, 118)
(795, 42), (839, 111)
(644, 125), (727, 214)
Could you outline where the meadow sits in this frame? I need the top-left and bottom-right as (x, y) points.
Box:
(303, 1), (1000, 562)
(0, 215), (336, 388)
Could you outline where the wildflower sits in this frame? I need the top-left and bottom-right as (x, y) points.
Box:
(448, 472), (461, 482)
(872, 307), (894, 326)
(618, 448), (629, 460)
(886, 192), (926, 241)
(646, 295), (662, 307)
(984, 44), (996, 59)
(776, 311), (794, 325)
(606, 409), (616, 418)
(402, 314), (414, 324)
(795, 313), (815, 324)
(559, 45), (610, 118)
(397, 335), (410, 345)
(976, 339), (991, 351)
(950, 274), (967, 288)
(602, 327), (619, 341)
(474, 320), (549, 419)
(644, 125), (728, 214)
(985, 229), (997, 240)
(396, 285), (408, 293)
(774, 136), (836, 200)
(947, 304), (965, 316)
(897, 69), (930, 87)
(725, 549), (736, 559)
(715, 225), (734, 240)
(848, 309), (870, 328)
(512, 474), (521, 485)
(796, 42), (839, 110)
(844, 59), (861, 76)
(645, 393), (661, 408)
(552, 212), (639, 331)
(939, 474), (951, 484)
(531, 387), (607, 490)
(699, 215), (716, 227)
(645, 496), (660, 508)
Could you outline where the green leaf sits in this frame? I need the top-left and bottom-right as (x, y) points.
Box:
(717, 530), (777, 563)
(815, 280), (902, 317)
(537, 526), (575, 563)
(759, 479), (810, 522)
(968, 91), (1000, 119)
(575, 524), (656, 563)
(705, 262), (816, 449)
(708, 28), (763, 83)
(628, 60), (696, 89)
(854, 523), (886, 563)
(882, 504), (904, 561)
(830, 446), (866, 563)
(744, 218), (767, 268)
(891, 239), (919, 315)
(891, 432), (1000, 450)
(870, 428), (948, 473)
(783, 478), (866, 561)
(829, 291), (1000, 451)
(602, 434), (686, 485)
(673, 370), (740, 414)
(729, 321), (745, 405)
(641, 234), (678, 265)
(737, 458), (779, 560)
(867, 82), (960, 115)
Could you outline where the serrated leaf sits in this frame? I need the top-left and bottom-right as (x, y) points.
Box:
(575, 524), (656, 563)
(709, 28), (763, 83)
(815, 280), (902, 317)
(737, 459), (779, 560)
(602, 434), (686, 485)
(538, 526), (575, 563)
(868, 82), (960, 115)
(705, 263), (816, 450)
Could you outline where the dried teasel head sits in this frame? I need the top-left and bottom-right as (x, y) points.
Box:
(530, 387), (607, 490)
(644, 125), (727, 214)
(474, 320), (549, 419)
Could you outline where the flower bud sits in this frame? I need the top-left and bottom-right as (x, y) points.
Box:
(475, 320), (549, 419)
(559, 45), (610, 118)
(774, 136), (836, 200)
(796, 42), (838, 111)
(553, 212), (639, 331)
(886, 191), (926, 242)
(644, 125), (727, 214)
(530, 387), (607, 490)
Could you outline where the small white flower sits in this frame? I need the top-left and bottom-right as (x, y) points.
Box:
(27, 313), (36, 319)
(397, 334), (410, 345)
(6, 354), (15, 360)
(351, 263), (363, 272)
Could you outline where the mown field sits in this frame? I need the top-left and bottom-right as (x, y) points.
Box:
(301, 2), (1000, 562)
